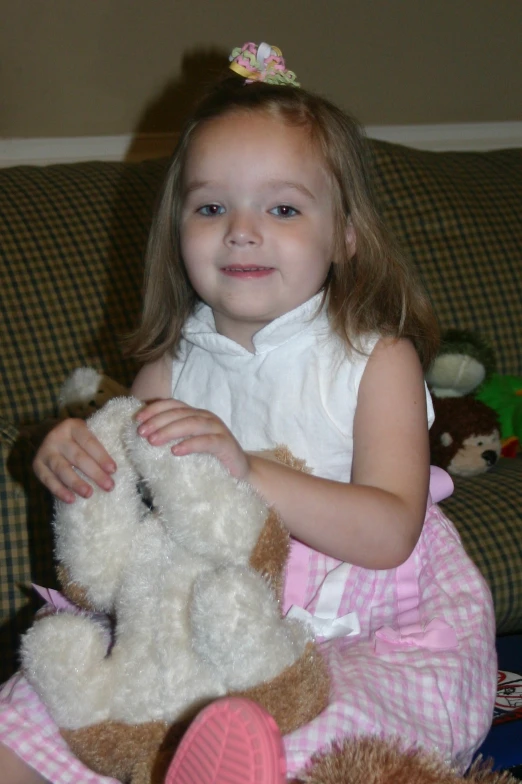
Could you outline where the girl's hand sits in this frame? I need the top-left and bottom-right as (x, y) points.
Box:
(32, 418), (117, 504)
(135, 399), (250, 480)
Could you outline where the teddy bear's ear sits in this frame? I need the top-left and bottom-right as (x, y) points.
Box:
(441, 432), (453, 447)
(59, 367), (129, 419)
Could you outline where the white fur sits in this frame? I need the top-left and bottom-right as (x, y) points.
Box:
(58, 367), (103, 407)
(21, 397), (310, 729)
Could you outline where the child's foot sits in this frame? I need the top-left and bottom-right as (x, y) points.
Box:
(164, 697), (286, 783)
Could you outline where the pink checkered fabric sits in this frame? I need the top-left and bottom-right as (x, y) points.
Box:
(0, 674), (118, 784)
(0, 507), (496, 782)
(283, 505), (497, 778)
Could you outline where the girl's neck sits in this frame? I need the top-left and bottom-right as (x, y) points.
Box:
(213, 311), (260, 352)
(207, 292), (325, 352)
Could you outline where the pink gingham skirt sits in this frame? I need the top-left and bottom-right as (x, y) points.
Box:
(282, 504), (497, 777)
(0, 505), (496, 782)
(0, 673), (119, 783)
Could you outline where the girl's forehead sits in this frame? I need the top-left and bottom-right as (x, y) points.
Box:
(203, 108), (321, 149)
(184, 111), (331, 186)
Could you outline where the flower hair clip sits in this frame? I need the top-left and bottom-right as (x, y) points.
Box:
(229, 42), (300, 87)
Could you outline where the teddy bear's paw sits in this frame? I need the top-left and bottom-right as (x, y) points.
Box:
(21, 613), (112, 728)
(126, 427), (269, 561)
(169, 463), (269, 562)
(191, 565), (310, 691)
(86, 396), (143, 464)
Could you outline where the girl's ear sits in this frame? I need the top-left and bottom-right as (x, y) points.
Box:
(346, 220), (357, 260)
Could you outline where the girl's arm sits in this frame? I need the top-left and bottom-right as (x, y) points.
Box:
(137, 339), (430, 570)
(247, 338), (430, 569)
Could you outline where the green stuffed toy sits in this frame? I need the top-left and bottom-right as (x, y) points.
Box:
(426, 329), (496, 398)
(476, 374), (522, 456)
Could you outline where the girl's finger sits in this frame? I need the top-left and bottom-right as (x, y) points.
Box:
(135, 399), (189, 423)
(171, 433), (222, 456)
(35, 465), (85, 504)
(52, 451), (115, 493)
(137, 409), (212, 438)
(74, 430), (117, 473)
(145, 415), (221, 445)
(136, 409), (192, 434)
(170, 434), (248, 480)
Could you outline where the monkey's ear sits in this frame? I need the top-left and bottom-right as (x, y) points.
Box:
(441, 432), (453, 447)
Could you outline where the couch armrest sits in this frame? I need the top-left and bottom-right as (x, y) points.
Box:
(0, 416), (56, 682)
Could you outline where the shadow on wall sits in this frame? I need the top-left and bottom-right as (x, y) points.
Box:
(125, 47), (230, 162)
(94, 48), (231, 385)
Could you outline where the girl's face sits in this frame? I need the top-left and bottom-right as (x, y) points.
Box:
(180, 110), (350, 349)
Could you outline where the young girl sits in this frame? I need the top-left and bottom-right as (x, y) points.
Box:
(1, 42), (496, 784)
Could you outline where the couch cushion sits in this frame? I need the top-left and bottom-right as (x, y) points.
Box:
(440, 456), (522, 635)
(0, 160), (167, 426)
(369, 140), (522, 376)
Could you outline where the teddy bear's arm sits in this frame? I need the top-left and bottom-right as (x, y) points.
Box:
(53, 398), (145, 611)
(190, 565), (311, 691)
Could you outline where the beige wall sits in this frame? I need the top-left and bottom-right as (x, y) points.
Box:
(2, 0), (522, 139)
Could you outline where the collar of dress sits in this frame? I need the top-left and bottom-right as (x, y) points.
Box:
(181, 292), (327, 356)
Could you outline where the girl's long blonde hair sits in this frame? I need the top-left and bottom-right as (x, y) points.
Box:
(126, 76), (439, 370)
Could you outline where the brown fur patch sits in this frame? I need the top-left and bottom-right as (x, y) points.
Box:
(62, 720), (170, 782)
(298, 736), (520, 784)
(232, 641), (330, 736)
(248, 508), (289, 604)
(430, 396), (500, 470)
(56, 564), (96, 611)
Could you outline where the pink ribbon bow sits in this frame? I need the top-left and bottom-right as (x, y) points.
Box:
(374, 618), (458, 654)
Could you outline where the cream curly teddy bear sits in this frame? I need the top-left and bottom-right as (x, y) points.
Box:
(21, 396), (312, 730)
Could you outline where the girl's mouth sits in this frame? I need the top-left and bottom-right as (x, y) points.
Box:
(221, 266), (274, 278)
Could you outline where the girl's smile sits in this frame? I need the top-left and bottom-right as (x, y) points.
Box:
(180, 110), (339, 350)
(220, 265), (275, 278)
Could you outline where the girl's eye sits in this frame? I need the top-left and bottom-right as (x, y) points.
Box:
(198, 204), (225, 216)
(270, 205), (299, 218)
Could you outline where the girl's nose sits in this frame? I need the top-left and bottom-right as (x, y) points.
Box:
(224, 211), (262, 247)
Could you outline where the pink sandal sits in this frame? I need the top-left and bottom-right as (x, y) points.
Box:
(164, 697), (286, 783)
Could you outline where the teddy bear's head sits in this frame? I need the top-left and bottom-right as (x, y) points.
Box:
(430, 396), (501, 477)
(59, 367), (129, 419)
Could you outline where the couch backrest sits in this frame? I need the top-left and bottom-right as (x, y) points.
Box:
(370, 140), (522, 376)
(0, 160), (167, 425)
(1, 145), (521, 428)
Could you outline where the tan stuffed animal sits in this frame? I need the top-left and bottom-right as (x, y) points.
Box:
(58, 366), (130, 418)
(21, 394), (329, 783)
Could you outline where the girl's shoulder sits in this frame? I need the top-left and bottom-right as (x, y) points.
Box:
(356, 336), (435, 428)
(131, 353), (173, 400)
(323, 329), (435, 430)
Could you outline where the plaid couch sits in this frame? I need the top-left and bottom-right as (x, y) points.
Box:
(1, 143), (521, 682)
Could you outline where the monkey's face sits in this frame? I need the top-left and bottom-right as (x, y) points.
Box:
(444, 429), (501, 477)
